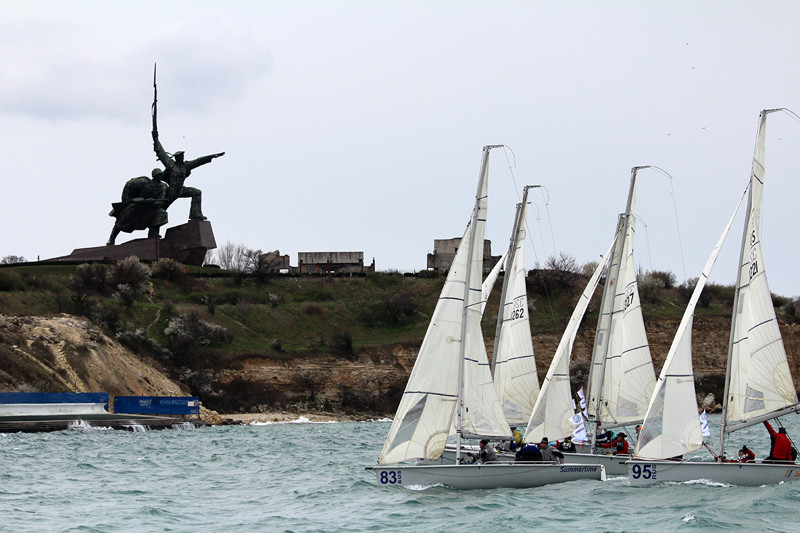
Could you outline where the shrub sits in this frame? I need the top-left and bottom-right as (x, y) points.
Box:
(92, 301), (123, 333)
(331, 332), (354, 358)
(301, 302), (325, 316)
(116, 328), (170, 360)
(151, 258), (188, 284)
(164, 312), (232, 357)
(108, 256), (151, 296)
(360, 292), (418, 327)
(0, 271), (25, 292)
(71, 263), (111, 294)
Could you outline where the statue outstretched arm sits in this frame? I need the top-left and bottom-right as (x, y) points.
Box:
(186, 151), (225, 171)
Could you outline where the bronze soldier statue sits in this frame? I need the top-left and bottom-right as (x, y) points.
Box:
(151, 65), (224, 221)
(107, 174), (169, 245)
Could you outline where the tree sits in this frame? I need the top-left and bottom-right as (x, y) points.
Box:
(1, 255), (26, 264)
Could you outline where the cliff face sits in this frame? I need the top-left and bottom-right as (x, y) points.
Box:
(0, 314), (187, 397)
(2, 312), (799, 417)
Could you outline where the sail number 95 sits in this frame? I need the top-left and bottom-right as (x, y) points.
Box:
(630, 463), (657, 480)
(379, 470), (402, 485)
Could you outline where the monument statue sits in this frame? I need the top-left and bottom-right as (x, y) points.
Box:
(151, 66), (224, 222)
(107, 174), (169, 245)
(83, 65), (220, 265)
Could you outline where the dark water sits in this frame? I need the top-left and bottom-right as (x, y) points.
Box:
(1, 415), (799, 532)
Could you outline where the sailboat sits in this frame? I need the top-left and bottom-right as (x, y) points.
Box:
(367, 145), (604, 489)
(627, 109), (800, 486)
(437, 186), (541, 464)
(523, 167), (658, 475)
(491, 184), (541, 427)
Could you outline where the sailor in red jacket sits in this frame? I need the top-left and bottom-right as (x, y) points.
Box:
(763, 421), (796, 463)
(599, 432), (629, 455)
(737, 445), (755, 463)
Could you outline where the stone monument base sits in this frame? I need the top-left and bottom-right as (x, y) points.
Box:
(52, 220), (216, 267)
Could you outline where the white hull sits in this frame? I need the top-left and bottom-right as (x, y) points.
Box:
(562, 452), (630, 476)
(369, 462), (604, 489)
(627, 459), (800, 486)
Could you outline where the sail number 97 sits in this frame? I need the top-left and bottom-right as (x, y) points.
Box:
(630, 463), (657, 480)
(379, 470), (402, 485)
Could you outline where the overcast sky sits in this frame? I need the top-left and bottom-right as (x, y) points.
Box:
(2, 1), (799, 297)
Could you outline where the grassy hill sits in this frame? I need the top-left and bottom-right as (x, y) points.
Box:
(1, 259), (798, 415)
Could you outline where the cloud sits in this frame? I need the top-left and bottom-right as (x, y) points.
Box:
(0, 15), (272, 123)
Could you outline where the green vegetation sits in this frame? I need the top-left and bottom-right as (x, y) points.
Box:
(2, 260), (793, 361)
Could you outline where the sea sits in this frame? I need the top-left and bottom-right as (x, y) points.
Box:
(1, 413), (799, 533)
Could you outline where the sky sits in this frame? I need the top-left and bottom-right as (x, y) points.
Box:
(2, 1), (799, 297)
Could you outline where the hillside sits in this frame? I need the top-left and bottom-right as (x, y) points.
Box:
(1, 260), (799, 419)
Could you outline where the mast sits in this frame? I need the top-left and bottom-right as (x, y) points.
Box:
(587, 167), (643, 445)
(718, 109), (774, 457)
(455, 144), (501, 463)
(491, 185), (536, 374)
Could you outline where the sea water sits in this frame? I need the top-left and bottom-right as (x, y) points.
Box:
(1, 414), (799, 532)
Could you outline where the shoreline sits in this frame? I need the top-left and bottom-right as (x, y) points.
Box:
(217, 411), (391, 425)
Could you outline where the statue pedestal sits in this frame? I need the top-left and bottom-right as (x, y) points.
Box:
(52, 220), (216, 266)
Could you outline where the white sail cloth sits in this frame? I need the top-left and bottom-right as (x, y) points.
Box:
(725, 110), (798, 433)
(493, 198), (539, 426)
(588, 171), (657, 427)
(525, 238), (616, 442)
(378, 146), (509, 464)
(635, 194), (744, 460)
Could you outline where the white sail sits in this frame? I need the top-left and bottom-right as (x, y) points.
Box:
(525, 238), (616, 442)
(588, 169), (657, 428)
(378, 146), (508, 464)
(459, 148), (512, 439)
(492, 191), (540, 426)
(481, 251), (507, 315)
(723, 110), (799, 435)
(635, 195), (744, 460)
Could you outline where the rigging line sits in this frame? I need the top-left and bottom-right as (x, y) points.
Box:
(526, 199), (559, 328)
(644, 166), (688, 281)
(634, 214), (653, 273)
(536, 185), (558, 258)
(500, 146), (521, 203)
(773, 107), (800, 123)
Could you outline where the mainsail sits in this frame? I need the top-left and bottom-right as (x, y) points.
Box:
(721, 109), (799, 441)
(635, 194), (744, 460)
(492, 186), (540, 426)
(525, 238), (616, 442)
(378, 146), (509, 464)
(587, 168), (657, 429)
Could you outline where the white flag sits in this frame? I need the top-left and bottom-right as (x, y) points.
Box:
(577, 387), (588, 417)
(699, 410), (710, 438)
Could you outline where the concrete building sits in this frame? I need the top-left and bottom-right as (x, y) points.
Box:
(297, 251), (374, 274)
(426, 238), (500, 274)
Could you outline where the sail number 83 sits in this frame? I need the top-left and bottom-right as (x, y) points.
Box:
(379, 470), (402, 485)
(630, 463), (657, 480)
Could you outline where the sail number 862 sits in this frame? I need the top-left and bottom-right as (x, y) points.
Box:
(630, 463), (657, 480)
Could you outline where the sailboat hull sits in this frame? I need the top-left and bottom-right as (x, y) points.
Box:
(561, 452), (630, 476)
(626, 459), (800, 486)
(369, 463), (604, 489)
